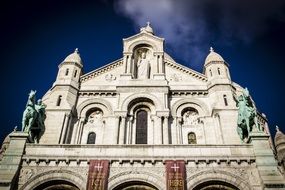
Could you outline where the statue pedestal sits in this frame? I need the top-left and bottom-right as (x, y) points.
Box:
(249, 132), (285, 188)
(0, 132), (29, 190)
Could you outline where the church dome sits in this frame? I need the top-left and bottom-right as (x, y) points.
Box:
(140, 22), (154, 35)
(63, 48), (82, 65)
(205, 47), (224, 65)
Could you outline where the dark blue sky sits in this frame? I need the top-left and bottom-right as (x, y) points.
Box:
(1, 0), (285, 142)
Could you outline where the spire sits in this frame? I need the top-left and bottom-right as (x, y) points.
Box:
(276, 125), (280, 132)
(210, 47), (214, 52)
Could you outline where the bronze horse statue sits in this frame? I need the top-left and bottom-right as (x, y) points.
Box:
(236, 88), (260, 142)
(22, 90), (46, 143)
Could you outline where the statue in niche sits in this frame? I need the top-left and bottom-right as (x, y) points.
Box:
(137, 49), (150, 79)
(183, 110), (198, 125)
(88, 110), (103, 125)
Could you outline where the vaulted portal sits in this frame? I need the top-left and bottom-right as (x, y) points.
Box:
(33, 180), (79, 190)
(193, 180), (239, 190)
(113, 181), (158, 190)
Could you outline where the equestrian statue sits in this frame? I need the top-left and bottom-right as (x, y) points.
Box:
(22, 90), (46, 143)
(236, 88), (261, 143)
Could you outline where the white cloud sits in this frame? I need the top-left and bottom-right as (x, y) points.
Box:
(114, 0), (285, 68)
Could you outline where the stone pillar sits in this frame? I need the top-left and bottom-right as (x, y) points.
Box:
(154, 116), (162, 144)
(119, 116), (126, 144)
(126, 54), (132, 74)
(0, 132), (28, 190)
(177, 117), (183, 144)
(158, 54), (163, 73)
(249, 132), (285, 188)
(163, 116), (169, 144)
(172, 117), (178, 144)
(60, 113), (70, 144)
(76, 118), (85, 144)
(126, 116), (133, 144)
(113, 117), (120, 144)
(123, 55), (127, 73)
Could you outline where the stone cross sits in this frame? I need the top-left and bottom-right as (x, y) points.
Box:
(171, 163), (180, 172)
(94, 163), (103, 171)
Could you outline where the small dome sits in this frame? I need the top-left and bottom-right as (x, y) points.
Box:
(140, 22), (154, 35)
(205, 47), (224, 65)
(63, 48), (82, 65)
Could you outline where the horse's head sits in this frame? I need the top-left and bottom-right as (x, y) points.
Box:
(26, 90), (37, 106)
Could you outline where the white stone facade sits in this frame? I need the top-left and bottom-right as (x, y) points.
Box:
(1, 23), (285, 190)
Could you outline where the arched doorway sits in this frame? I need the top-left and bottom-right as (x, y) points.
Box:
(33, 180), (80, 190)
(193, 180), (239, 190)
(113, 181), (158, 190)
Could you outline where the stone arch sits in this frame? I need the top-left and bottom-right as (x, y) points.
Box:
(171, 98), (210, 117)
(127, 40), (159, 52)
(108, 171), (165, 190)
(187, 169), (251, 190)
(77, 98), (113, 118)
(20, 169), (86, 190)
(121, 93), (164, 112)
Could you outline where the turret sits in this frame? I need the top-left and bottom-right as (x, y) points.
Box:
(40, 49), (83, 144)
(53, 48), (83, 89)
(203, 47), (231, 82)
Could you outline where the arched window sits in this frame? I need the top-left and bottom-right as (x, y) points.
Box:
(188, 132), (197, 144)
(87, 132), (96, 144)
(223, 94), (228, 106)
(65, 68), (69, 76)
(56, 95), (62, 106)
(74, 70), (77, 78)
(209, 69), (213, 77)
(136, 110), (148, 144)
(217, 68), (221, 75)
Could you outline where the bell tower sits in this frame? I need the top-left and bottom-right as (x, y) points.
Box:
(41, 48), (83, 144)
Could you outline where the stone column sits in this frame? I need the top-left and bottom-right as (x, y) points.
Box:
(163, 116), (169, 144)
(126, 54), (132, 74)
(119, 116), (126, 144)
(0, 132), (28, 190)
(123, 55), (127, 73)
(113, 116), (120, 144)
(126, 116), (133, 144)
(60, 113), (70, 144)
(171, 117), (178, 144)
(76, 118), (85, 144)
(177, 117), (183, 144)
(249, 132), (285, 187)
(154, 116), (162, 144)
(158, 55), (163, 73)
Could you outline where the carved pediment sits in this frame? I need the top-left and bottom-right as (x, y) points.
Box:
(165, 59), (207, 84)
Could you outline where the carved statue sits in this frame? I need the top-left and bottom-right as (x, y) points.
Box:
(137, 50), (150, 79)
(183, 110), (198, 125)
(88, 110), (103, 124)
(236, 88), (260, 142)
(22, 90), (46, 143)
